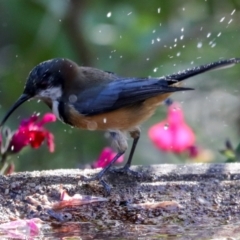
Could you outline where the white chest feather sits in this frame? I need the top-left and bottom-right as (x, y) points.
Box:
(52, 100), (63, 121)
(37, 86), (63, 121)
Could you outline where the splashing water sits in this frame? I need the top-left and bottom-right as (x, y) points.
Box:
(197, 42), (203, 48)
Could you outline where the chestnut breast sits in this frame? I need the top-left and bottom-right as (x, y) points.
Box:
(66, 92), (171, 131)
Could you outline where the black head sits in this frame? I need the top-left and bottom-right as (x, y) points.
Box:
(0, 58), (73, 127)
(23, 58), (67, 97)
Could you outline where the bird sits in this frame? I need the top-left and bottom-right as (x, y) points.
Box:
(1, 58), (240, 192)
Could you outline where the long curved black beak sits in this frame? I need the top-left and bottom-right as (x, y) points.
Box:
(0, 94), (31, 127)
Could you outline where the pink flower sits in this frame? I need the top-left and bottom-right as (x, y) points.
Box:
(0, 218), (42, 239)
(148, 103), (195, 153)
(92, 147), (124, 168)
(52, 189), (107, 210)
(8, 113), (56, 153)
(188, 145), (214, 162)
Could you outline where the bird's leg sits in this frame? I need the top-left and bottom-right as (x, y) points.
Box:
(86, 151), (125, 182)
(84, 152), (124, 194)
(113, 127), (142, 177)
(84, 131), (127, 193)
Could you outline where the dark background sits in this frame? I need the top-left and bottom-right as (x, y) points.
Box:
(0, 0), (240, 171)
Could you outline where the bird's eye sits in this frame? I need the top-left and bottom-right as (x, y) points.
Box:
(38, 72), (52, 89)
(38, 81), (48, 89)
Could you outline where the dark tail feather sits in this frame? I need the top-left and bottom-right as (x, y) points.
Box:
(162, 58), (240, 83)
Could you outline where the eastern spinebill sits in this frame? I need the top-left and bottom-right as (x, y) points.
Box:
(1, 58), (240, 191)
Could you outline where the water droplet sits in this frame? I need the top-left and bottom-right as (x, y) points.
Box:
(206, 33), (211, 38)
(176, 52), (181, 57)
(127, 12), (132, 16)
(180, 35), (184, 40)
(164, 123), (169, 130)
(228, 19), (233, 24)
(59, 19), (62, 22)
(197, 42), (202, 48)
(156, 38), (161, 42)
(157, 8), (161, 13)
(151, 39), (155, 44)
(217, 32), (221, 37)
(220, 17), (225, 22)
(211, 43), (216, 48)
(181, 28), (184, 32)
(152, 29), (156, 33)
(182, 8), (185, 11)
(153, 67), (158, 72)
(107, 12), (112, 18)
(87, 121), (98, 130)
(69, 94), (77, 103)
(231, 9), (236, 15)
(174, 38), (177, 42)
(103, 118), (107, 123)
(146, 58), (150, 61)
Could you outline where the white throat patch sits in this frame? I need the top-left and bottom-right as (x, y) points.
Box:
(37, 86), (63, 121)
(37, 86), (62, 101)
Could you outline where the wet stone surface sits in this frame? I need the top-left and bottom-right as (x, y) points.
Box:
(0, 163), (240, 237)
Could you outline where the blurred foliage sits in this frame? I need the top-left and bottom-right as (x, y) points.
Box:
(0, 0), (240, 171)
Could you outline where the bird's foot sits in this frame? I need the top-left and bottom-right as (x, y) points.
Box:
(83, 173), (112, 195)
(112, 165), (142, 178)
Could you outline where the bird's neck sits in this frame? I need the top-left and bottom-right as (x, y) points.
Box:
(42, 98), (53, 109)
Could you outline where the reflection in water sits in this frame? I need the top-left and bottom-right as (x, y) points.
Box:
(47, 222), (240, 239)
(1, 221), (238, 239)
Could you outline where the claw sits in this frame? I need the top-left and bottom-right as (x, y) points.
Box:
(112, 165), (142, 178)
(99, 179), (111, 195)
(83, 173), (112, 195)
